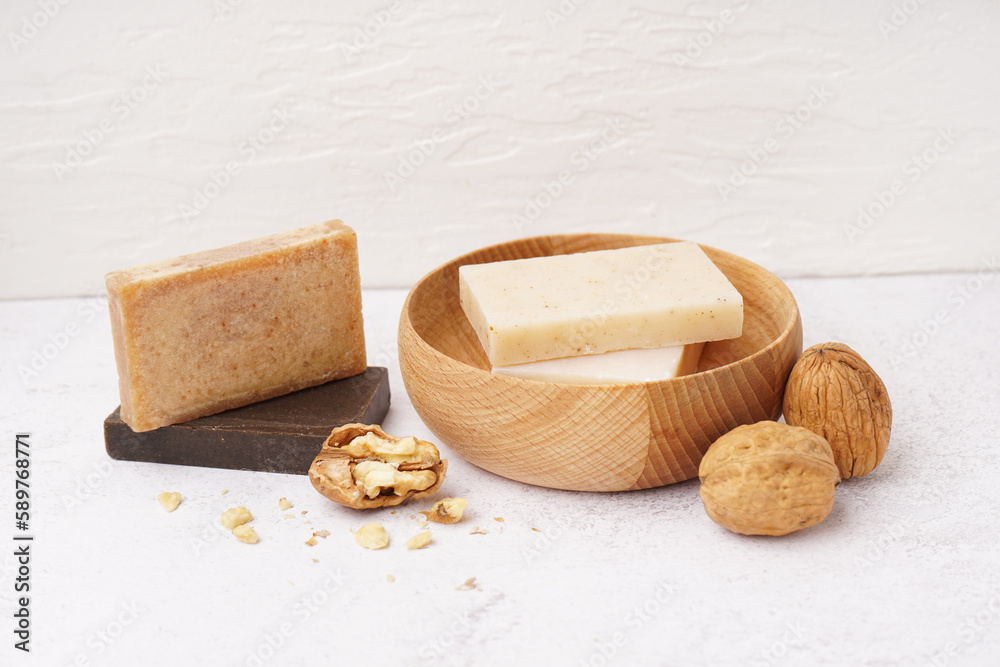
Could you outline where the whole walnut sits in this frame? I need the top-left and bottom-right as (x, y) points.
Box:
(699, 421), (840, 536)
(783, 343), (892, 479)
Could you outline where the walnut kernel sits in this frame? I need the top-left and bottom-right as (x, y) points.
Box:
(233, 524), (258, 544)
(221, 506), (253, 530)
(157, 492), (182, 512)
(421, 497), (468, 524)
(406, 531), (433, 550)
(309, 424), (447, 509)
(354, 523), (389, 550)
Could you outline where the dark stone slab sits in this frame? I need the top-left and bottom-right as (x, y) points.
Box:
(104, 367), (390, 474)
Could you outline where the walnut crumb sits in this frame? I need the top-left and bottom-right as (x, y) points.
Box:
(386, 574), (395, 583)
(469, 527), (488, 535)
(157, 492), (181, 512)
(221, 506), (252, 530)
(456, 577), (477, 591)
(233, 524), (258, 544)
(305, 536), (317, 546)
(494, 517), (504, 523)
(354, 523), (389, 550)
(278, 497), (293, 510)
(406, 531), (432, 550)
(421, 497), (468, 524)
(314, 529), (330, 538)
(221, 489), (229, 495)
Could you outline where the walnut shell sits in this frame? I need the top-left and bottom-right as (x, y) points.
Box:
(783, 342), (892, 478)
(699, 421), (840, 536)
(308, 424), (447, 509)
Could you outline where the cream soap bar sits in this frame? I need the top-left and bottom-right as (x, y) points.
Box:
(106, 220), (366, 432)
(458, 242), (743, 366)
(492, 343), (705, 385)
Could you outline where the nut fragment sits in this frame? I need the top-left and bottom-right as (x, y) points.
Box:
(278, 497), (293, 510)
(699, 421), (840, 536)
(221, 506), (253, 530)
(406, 531), (433, 550)
(456, 577), (477, 591)
(784, 342), (892, 478)
(309, 424), (447, 509)
(157, 492), (182, 512)
(421, 497), (468, 524)
(354, 523), (389, 550)
(232, 524), (258, 544)
(233, 524), (259, 544)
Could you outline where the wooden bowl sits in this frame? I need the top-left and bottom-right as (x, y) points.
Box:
(398, 234), (802, 492)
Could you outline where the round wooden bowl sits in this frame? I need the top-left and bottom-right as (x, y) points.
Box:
(398, 234), (802, 492)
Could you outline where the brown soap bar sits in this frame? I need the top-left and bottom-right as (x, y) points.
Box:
(104, 367), (389, 474)
(105, 220), (366, 432)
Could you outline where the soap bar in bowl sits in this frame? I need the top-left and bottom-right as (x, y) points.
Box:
(492, 343), (705, 385)
(105, 221), (366, 432)
(458, 241), (743, 366)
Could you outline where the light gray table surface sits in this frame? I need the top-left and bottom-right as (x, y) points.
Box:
(1, 272), (998, 666)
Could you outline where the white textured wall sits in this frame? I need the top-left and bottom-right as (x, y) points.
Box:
(1, 0), (998, 299)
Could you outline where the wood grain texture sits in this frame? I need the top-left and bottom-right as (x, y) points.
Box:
(398, 234), (802, 492)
